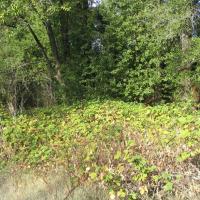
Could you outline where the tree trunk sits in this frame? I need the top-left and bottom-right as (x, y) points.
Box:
(180, 31), (192, 100)
(181, 33), (191, 53)
(59, 0), (70, 64)
(45, 20), (63, 85)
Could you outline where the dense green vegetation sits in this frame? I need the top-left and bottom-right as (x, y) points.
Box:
(0, 0), (200, 199)
(0, 101), (200, 199)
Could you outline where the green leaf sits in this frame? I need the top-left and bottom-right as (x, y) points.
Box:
(114, 150), (121, 160)
(117, 189), (126, 198)
(89, 172), (97, 180)
(164, 182), (173, 192)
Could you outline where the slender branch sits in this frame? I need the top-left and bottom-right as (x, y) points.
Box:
(26, 22), (53, 74)
(177, 65), (192, 72)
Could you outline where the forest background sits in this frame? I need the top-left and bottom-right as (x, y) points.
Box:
(1, 0), (200, 113)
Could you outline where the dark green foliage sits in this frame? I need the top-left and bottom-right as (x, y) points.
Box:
(0, 0), (199, 111)
(81, 0), (192, 103)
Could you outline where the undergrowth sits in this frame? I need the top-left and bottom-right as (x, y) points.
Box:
(0, 100), (200, 199)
